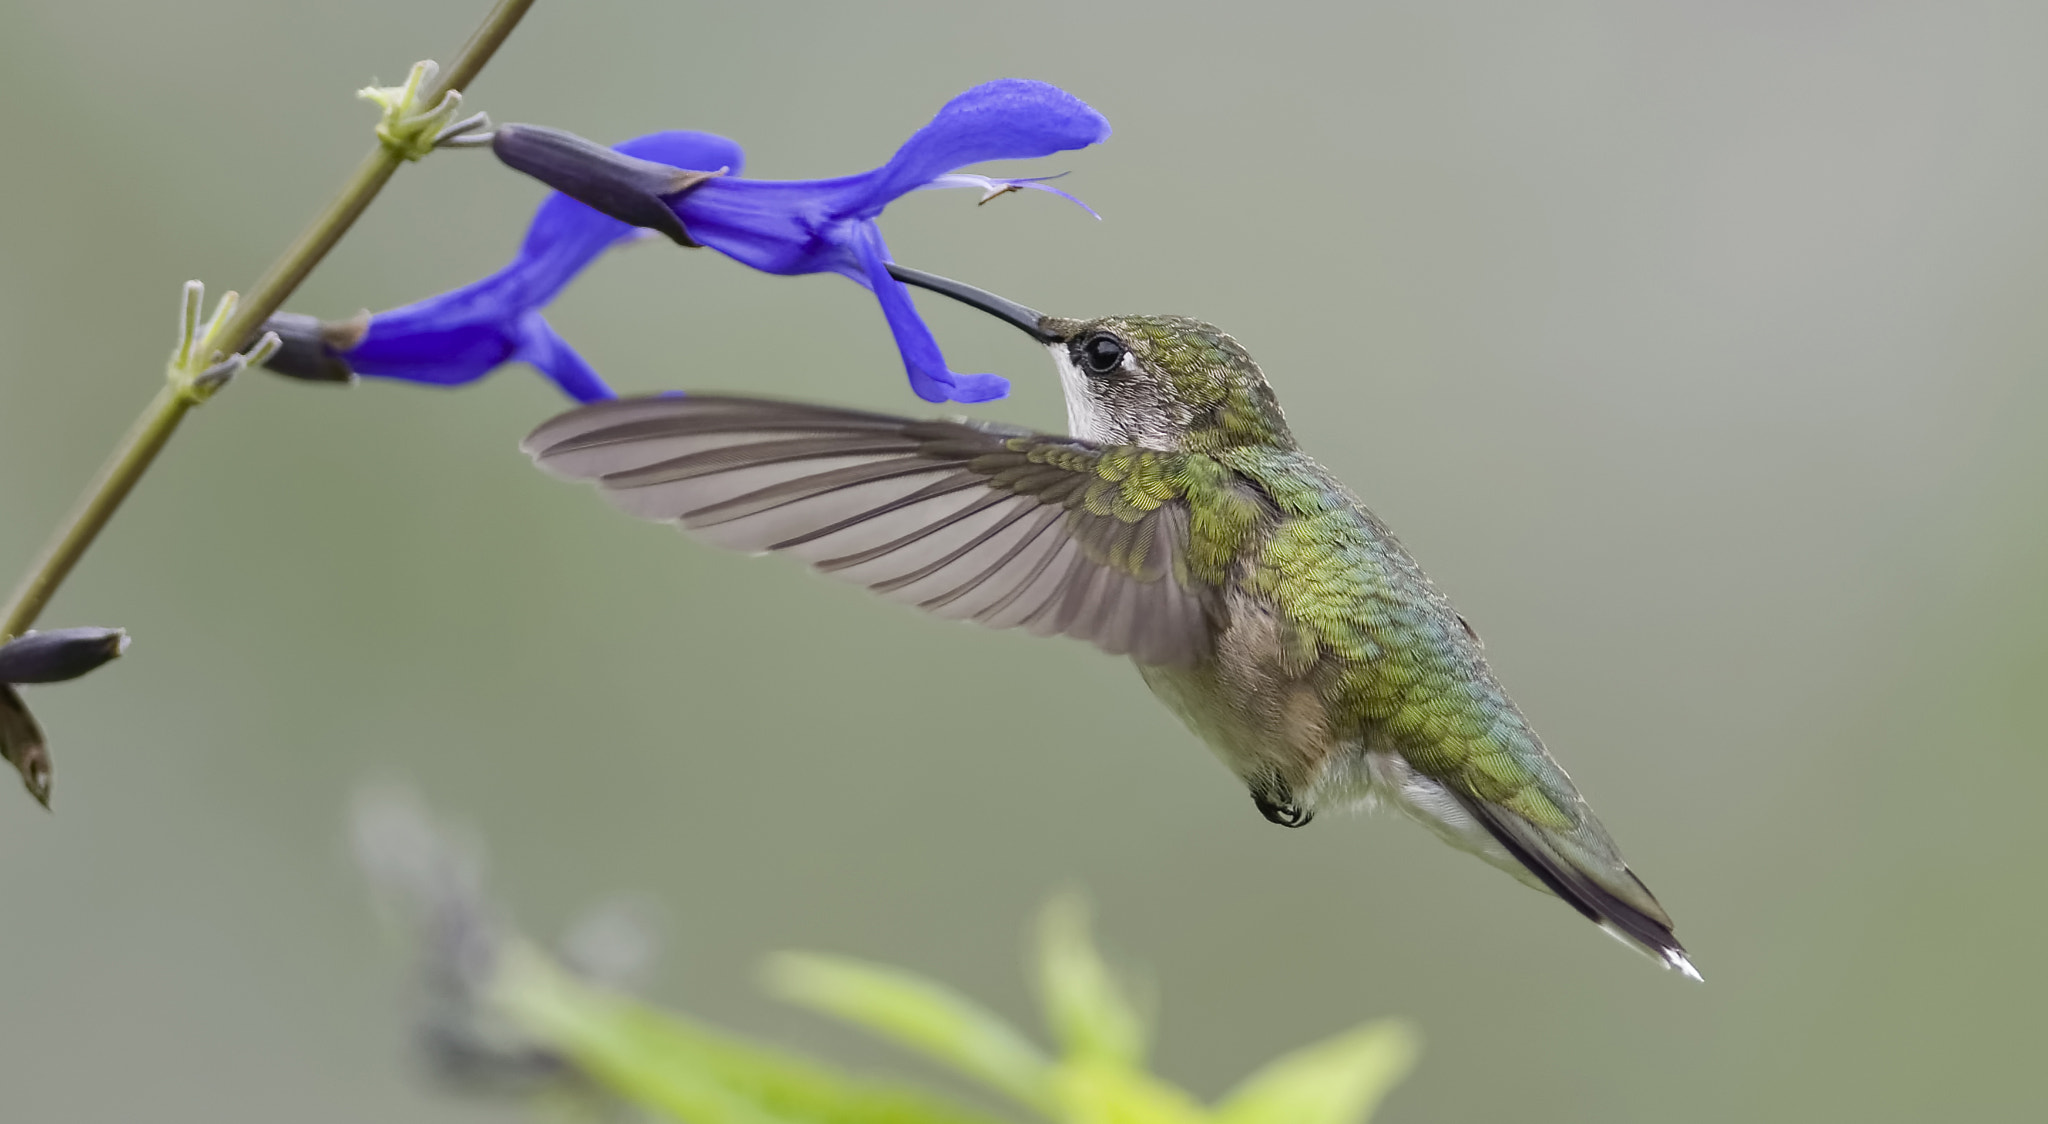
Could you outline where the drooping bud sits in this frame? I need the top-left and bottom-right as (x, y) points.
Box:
(490, 124), (724, 247)
(258, 312), (367, 383)
(0, 685), (51, 808)
(0, 626), (130, 684)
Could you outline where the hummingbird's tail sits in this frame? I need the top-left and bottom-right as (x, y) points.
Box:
(1365, 751), (1699, 979)
(1460, 797), (1702, 981)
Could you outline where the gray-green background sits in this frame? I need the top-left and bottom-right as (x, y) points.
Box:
(3, 1), (2044, 1120)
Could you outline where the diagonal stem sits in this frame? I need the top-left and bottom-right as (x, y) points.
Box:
(0, 387), (188, 641)
(208, 0), (539, 366)
(0, 0), (538, 642)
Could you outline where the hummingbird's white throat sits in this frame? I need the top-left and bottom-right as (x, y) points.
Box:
(1047, 341), (1114, 443)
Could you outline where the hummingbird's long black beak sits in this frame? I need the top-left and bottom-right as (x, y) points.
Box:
(886, 263), (1060, 343)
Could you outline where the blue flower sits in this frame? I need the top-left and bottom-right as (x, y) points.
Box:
(307, 132), (747, 403)
(662, 78), (1108, 402)
(270, 80), (1109, 405)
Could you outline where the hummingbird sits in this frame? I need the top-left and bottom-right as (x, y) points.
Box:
(523, 265), (1699, 980)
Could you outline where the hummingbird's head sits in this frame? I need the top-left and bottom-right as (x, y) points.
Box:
(1036, 314), (1292, 451)
(889, 265), (1294, 452)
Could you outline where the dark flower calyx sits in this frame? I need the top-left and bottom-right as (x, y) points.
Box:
(258, 312), (368, 383)
(0, 626), (131, 684)
(491, 124), (724, 247)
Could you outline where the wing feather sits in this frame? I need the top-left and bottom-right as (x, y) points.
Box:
(525, 395), (1218, 666)
(918, 505), (1071, 619)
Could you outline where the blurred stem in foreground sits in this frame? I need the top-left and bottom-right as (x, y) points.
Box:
(355, 787), (1422, 1124)
(0, 0), (530, 645)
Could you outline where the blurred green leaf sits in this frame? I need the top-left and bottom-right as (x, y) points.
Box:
(1053, 1059), (1210, 1124)
(1036, 895), (1149, 1070)
(767, 951), (1056, 1112)
(496, 943), (1014, 1124)
(1212, 1019), (1419, 1124)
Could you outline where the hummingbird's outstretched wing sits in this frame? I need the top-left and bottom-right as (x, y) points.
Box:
(524, 395), (1214, 667)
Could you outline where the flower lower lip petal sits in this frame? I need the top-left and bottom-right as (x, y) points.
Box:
(885, 263), (1056, 344)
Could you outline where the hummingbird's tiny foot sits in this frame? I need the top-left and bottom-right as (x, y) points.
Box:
(1252, 792), (1314, 828)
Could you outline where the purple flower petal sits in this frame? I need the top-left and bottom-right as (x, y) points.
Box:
(347, 131), (744, 397)
(851, 79), (1110, 215)
(671, 80), (1108, 280)
(655, 81), (1106, 401)
(852, 224), (1008, 404)
(495, 131), (752, 312)
(511, 314), (614, 403)
(670, 177), (869, 278)
(320, 82), (1108, 405)
(349, 308), (517, 386)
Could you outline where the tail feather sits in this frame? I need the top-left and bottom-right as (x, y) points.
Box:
(1462, 797), (1702, 981)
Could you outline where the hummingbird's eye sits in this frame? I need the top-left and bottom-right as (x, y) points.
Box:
(1079, 333), (1127, 376)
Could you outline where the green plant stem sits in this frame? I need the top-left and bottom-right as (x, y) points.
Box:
(0, 387), (189, 641)
(0, 0), (537, 642)
(436, 0), (538, 103)
(209, 0), (538, 355)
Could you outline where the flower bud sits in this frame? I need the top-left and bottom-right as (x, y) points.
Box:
(0, 626), (130, 684)
(490, 124), (723, 247)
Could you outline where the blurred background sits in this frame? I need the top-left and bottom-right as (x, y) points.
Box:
(2, 1), (2045, 1119)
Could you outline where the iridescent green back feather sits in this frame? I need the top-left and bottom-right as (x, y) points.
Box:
(1219, 448), (1583, 833)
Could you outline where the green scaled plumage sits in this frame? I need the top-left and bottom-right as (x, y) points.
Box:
(523, 290), (1697, 981)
